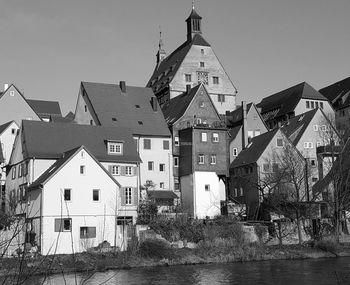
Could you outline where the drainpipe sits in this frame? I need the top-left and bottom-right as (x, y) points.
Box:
(242, 101), (248, 149)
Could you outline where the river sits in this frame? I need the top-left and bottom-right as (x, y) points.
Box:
(27, 257), (350, 284)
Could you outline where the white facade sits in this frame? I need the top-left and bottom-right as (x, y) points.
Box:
(181, 171), (225, 218)
(0, 121), (19, 165)
(295, 99), (334, 119)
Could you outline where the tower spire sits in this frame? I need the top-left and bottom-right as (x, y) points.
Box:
(156, 25), (166, 68)
(186, 3), (202, 42)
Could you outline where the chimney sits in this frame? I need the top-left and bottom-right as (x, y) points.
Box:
(242, 101), (248, 149)
(4, 84), (9, 91)
(225, 110), (231, 126)
(119, 81), (126, 93)
(151, 97), (158, 111)
(186, 84), (191, 94)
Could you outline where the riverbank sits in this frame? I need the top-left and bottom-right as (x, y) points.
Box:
(1, 242), (350, 280)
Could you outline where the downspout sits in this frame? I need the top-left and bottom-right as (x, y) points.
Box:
(39, 185), (43, 254)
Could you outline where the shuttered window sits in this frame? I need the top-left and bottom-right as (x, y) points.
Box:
(80, 227), (96, 238)
(121, 187), (138, 206)
(54, 218), (72, 232)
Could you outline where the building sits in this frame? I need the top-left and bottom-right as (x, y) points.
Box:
(73, 81), (173, 193)
(229, 129), (305, 219)
(26, 146), (125, 255)
(226, 102), (268, 164)
(319, 77), (350, 138)
(162, 84), (228, 218)
(257, 82), (334, 130)
(147, 7), (237, 114)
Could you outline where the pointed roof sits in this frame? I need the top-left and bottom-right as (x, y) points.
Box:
(226, 103), (253, 128)
(257, 82), (328, 121)
(21, 121), (141, 163)
(319, 77), (350, 110)
(162, 84), (201, 125)
(28, 145), (121, 190)
(186, 7), (202, 20)
(230, 129), (280, 168)
(0, 121), (16, 135)
(81, 82), (170, 137)
(147, 33), (210, 92)
(27, 99), (62, 117)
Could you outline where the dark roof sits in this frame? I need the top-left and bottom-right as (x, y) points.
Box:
(65, 111), (75, 121)
(161, 84), (201, 125)
(230, 129), (279, 168)
(29, 145), (121, 190)
(228, 125), (242, 142)
(81, 82), (170, 137)
(186, 8), (202, 20)
(0, 121), (14, 135)
(0, 142), (4, 163)
(257, 82), (328, 121)
(21, 121), (141, 163)
(319, 77), (350, 110)
(281, 109), (318, 145)
(227, 103), (253, 128)
(147, 190), (178, 199)
(49, 115), (73, 123)
(147, 33), (210, 92)
(27, 99), (62, 117)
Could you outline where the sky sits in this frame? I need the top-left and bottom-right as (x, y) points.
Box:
(0, 0), (349, 115)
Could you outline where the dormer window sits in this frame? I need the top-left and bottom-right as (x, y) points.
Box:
(108, 142), (123, 155)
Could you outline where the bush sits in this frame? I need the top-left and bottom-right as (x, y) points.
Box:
(314, 239), (338, 253)
(139, 239), (170, 259)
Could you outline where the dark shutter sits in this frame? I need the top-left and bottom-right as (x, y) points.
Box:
(54, 219), (63, 232)
(133, 188), (138, 206)
(88, 227), (96, 238)
(120, 187), (126, 206)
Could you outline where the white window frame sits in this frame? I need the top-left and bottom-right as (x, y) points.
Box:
(174, 136), (179, 146)
(210, 155), (217, 165)
(212, 133), (219, 142)
(201, 132), (208, 142)
(233, 148), (238, 156)
(185, 74), (192, 82)
(80, 165), (85, 175)
(125, 187), (132, 205)
(313, 125), (318, 131)
(125, 166), (133, 176)
(174, 157), (179, 167)
(108, 142), (123, 155)
(111, 165), (120, 175)
(213, 76), (219, 84)
(159, 163), (165, 172)
(148, 161), (154, 171)
(198, 154), (205, 164)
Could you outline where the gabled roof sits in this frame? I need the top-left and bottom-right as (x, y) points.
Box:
(319, 77), (350, 110)
(21, 121), (141, 163)
(227, 103), (252, 126)
(0, 121), (16, 135)
(257, 82), (328, 121)
(147, 33), (210, 91)
(186, 7), (202, 20)
(28, 145), (121, 190)
(281, 109), (318, 145)
(81, 82), (170, 137)
(27, 99), (62, 117)
(230, 129), (280, 168)
(0, 143), (4, 163)
(161, 84), (201, 125)
(228, 125), (242, 142)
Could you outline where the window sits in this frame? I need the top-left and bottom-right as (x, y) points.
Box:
(84, 105), (87, 112)
(263, 164), (270, 172)
(248, 131), (254, 140)
(213, 77), (219, 84)
(92, 189), (100, 201)
(163, 140), (170, 150)
(201, 48), (204, 55)
(54, 218), (72, 232)
(125, 166), (133, 176)
(310, 159), (316, 167)
(201, 132), (208, 142)
(304, 142), (313, 148)
(112, 117), (117, 121)
(218, 94), (225, 102)
(272, 163), (279, 172)
(195, 118), (202, 125)
(160, 182), (164, 189)
(10, 91), (15, 96)
(198, 154), (205, 164)
(321, 125), (327, 131)
(174, 136), (179, 146)
(143, 139), (151, 149)
(80, 165), (85, 175)
(138, 121), (143, 125)
(80, 227), (96, 238)
(148, 161), (154, 171)
(108, 142), (123, 154)
(111, 165), (120, 175)
(316, 141), (322, 147)
(12, 167), (16, 180)
(199, 101), (205, 108)
(185, 74), (192, 82)
(159, 164), (165, 172)
(276, 138), (284, 147)
(200, 61), (205, 68)
(254, 130), (261, 137)
(174, 157), (179, 167)
(11, 128), (16, 135)
(239, 187), (243, 196)
(212, 133), (219, 142)
(233, 148), (238, 156)
(311, 101), (314, 108)
(315, 102), (319, 108)
(320, 102), (324, 109)
(64, 189), (71, 201)
(234, 188), (238, 197)
(313, 125), (318, 131)
(205, 184), (210, 191)
(210, 155), (217, 165)
(135, 104), (140, 108)
(90, 120), (93, 126)
(312, 177), (318, 182)
(125, 187), (132, 205)
(18, 164), (23, 178)
(306, 101), (310, 108)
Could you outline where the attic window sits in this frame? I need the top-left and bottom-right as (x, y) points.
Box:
(276, 138), (284, 147)
(112, 118), (117, 121)
(10, 91), (15, 96)
(135, 105), (140, 108)
(108, 142), (123, 155)
(138, 121), (143, 125)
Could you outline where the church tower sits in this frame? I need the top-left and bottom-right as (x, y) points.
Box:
(186, 6), (202, 42)
(156, 30), (166, 68)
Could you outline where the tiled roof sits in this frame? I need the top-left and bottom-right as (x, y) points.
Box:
(228, 125), (242, 142)
(81, 82), (170, 137)
(281, 109), (318, 145)
(147, 34), (210, 92)
(161, 84), (201, 125)
(0, 121), (14, 135)
(186, 8), (202, 20)
(230, 129), (279, 168)
(27, 99), (62, 117)
(21, 121), (141, 163)
(29, 145), (121, 190)
(319, 77), (350, 110)
(227, 103), (253, 128)
(257, 82), (328, 121)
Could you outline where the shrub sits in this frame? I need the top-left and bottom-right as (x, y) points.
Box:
(314, 239), (338, 253)
(139, 239), (170, 259)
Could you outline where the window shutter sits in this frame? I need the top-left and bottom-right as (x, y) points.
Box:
(108, 165), (112, 173)
(121, 166), (126, 176)
(133, 188), (138, 206)
(132, 166), (137, 176)
(54, 219), (63, 232)
(120, 187), (126, 206)
(88, 227), (96, 238)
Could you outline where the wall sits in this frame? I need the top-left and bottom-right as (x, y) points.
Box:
(180, 174), (194, 216)
(0, 121), (19, 165)
(295, 99), (334, 119)
(73, 87), (99, 125)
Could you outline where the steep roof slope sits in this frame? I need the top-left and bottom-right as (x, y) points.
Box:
(27, 99), (62, 117)
(230, 129), (279, 168)
(81, 82), (170, 137)
(319, 77), (350, 110)
(147, 34), (210, 91)
(257, 82), (328, 121)
(21, 121), (141, 163)
(226, 103), (253, 128)
(0, 121), (14, 135)
(0, 143), (4, 162)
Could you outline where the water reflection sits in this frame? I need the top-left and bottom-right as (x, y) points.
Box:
(25, 257), (350, 285)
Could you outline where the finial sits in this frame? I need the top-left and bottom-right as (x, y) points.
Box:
(192, 0), (195, 10)
(158, 25), (163, 49)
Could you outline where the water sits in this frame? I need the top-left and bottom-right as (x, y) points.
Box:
(25, 257), (350, 284)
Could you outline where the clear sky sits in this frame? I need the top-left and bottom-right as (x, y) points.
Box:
(1, 0), (349, 115)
